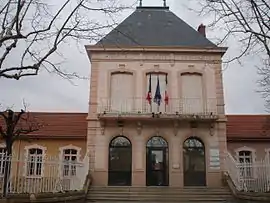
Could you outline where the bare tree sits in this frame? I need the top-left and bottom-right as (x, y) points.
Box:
(0, 108), (43, 196)
(0, 0), (131, 80)
(194, 0), (269, 106)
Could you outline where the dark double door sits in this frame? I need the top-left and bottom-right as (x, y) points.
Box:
(183, 137), (206, 186)
(146, 148), (168, 186)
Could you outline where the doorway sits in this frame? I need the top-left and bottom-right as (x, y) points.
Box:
(183, 137), (206, 186)
(108, 136), (132, 186)
(146, 136), (168, 186)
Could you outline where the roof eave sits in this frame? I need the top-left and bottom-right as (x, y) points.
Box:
(85, 45), (228, 55)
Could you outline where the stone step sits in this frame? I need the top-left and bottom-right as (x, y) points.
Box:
(87, 187), (234, 202)
(89, 189), (231, 194)
(87, 202), (237, 203)
(87, 197), (234, 202)
(90, 186), (230, 192)
(89, 194), (232, 199)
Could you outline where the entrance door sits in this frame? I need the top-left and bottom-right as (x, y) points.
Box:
(108, 136), (132, 186)
(183, 137), (206, 186)
(146, 137), (168, 186)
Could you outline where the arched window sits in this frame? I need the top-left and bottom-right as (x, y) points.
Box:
(146, 136), (168, 148)
(108, 136), (132, 186)
(183, 137), (206, 186)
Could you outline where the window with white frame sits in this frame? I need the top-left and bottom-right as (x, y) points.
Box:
(27, 148), (43, 176)
(265, 149), (270, 162)
(238, 150), (252, 178)
(62, 149), (78, 177)
(0, 148), (6, 176)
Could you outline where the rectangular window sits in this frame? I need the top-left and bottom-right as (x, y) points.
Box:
(181, 73), (203, 114)
(63, 149), (78, 177)
(27, 148), (43, 176)
(146, 73), (166, 112)
(238, 151), (252, 178)
(110, 72), (133, 112)
(0, 148), (6, 176)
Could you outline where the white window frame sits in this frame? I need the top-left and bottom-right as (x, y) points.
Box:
(24, 144), (47, 178)
(59, 145), (81, 178)
(265, 148), (270, 162)
(235, 146), (256, 178)
(0, 143), (6, 177)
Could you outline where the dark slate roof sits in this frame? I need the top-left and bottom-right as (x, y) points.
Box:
(96, 6), (217, 47)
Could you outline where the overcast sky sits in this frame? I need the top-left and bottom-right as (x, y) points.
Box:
(0, 0), (266, 114)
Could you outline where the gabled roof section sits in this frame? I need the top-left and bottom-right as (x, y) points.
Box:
(96, 6), (217, 48)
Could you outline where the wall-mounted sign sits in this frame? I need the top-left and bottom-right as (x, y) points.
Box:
(209, 148), (220, 170)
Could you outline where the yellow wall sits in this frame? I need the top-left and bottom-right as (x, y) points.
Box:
(11, 139), (87, 159)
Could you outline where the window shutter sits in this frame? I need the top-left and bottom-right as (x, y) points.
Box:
(181, 74), (203, 114)
(110, 73), (133, 112)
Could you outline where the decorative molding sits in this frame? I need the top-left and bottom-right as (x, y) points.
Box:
(265, 148), (270, 160)
(100, 121), (105, 135)
(136, 122), (142, 135)
(118, 126), (124, 135)
(173, 121), (179, 136)
(59, 145), (82, 162)
(155, 127), (160, 136)
(234, 146), (256, 163)
(24, 144), (47, 178)
(90, 52), (222, 63)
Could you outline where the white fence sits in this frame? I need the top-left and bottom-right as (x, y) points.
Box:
(0, 154), (88, 195)
(225, 152), (270, 192)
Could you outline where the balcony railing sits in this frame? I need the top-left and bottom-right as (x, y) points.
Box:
(97, 97), (217, 118)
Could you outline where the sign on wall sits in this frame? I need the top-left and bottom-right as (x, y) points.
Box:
(209, 148), (220, 170)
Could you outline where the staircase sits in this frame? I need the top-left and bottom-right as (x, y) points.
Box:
(87, 186), (236, 202)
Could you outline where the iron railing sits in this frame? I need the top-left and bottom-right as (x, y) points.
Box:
(98, 97), (217, 116)
(225, 152), (270, 192)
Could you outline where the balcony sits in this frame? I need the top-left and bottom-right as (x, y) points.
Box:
(97, 97), (218, 121)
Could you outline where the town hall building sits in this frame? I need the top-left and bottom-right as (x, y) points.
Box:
(1, 2), (270, 198)
(85, 4), (228, 187)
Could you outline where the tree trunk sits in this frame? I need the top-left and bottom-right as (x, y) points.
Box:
(3, 139), (12, 197)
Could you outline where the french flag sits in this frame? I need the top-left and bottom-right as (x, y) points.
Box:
(164, 74), (169, 105)
(146, 74), (152, 104)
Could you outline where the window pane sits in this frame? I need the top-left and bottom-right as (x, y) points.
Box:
(27, 148), (43, 176)
(71, 149), (77, 154)
(239, 150), (251, 156)
(64, 149), (71, 154)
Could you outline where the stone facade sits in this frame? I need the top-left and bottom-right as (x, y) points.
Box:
(85, 46), (228, 187)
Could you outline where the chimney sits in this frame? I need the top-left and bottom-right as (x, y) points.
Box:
(197, 24), (206, 37)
